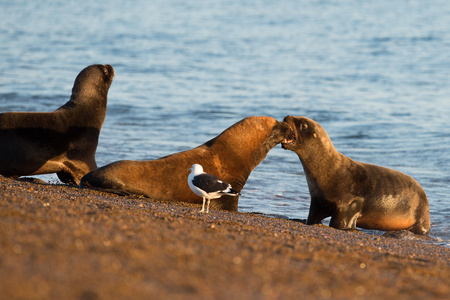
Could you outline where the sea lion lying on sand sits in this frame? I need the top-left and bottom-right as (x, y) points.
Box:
(80, 116), (292, 211)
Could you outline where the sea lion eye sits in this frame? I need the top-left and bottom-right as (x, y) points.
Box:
(300, 122), (308, 130)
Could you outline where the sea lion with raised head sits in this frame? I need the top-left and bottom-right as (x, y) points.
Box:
(281, 115), (430, 235)
(0, 64), (114, 185)
(80, 116), (291, 211)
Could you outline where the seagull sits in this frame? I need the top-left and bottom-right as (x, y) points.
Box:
(188, 164), (240, 213)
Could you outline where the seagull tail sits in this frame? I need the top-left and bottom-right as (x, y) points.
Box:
(222, 188), (241, 197)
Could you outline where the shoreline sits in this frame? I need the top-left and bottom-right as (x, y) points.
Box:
(1, 176), (449, 299)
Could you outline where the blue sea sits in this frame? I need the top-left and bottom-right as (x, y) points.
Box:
(1, 0), (449, 246)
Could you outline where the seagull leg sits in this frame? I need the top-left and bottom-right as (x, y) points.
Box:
(200, 197), (206, 213)
(206, 198), (211, 213)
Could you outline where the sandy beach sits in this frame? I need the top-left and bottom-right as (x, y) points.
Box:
(0, 175), (448, 300)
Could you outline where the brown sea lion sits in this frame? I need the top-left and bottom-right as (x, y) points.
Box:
(0, 64), (114, 185)
(80, 116), (291, 211)
(281, 115), (430, 235)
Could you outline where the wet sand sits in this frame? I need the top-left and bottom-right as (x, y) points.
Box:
(0, 175), (448, 300)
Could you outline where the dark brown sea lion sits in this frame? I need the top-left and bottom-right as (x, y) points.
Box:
(281, 115), (430, 235)
(80, 116), (291, 211)
(0, 64), (114, 185)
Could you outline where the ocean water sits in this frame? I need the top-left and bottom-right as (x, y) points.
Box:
(0, 0), (448, 246)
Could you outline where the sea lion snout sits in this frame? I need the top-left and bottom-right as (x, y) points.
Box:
(281, 115), (297, 148)
(281, 117), (296, 145)
(283, 115), (293, 123)
(277, 120), (293, 137)
(272, 120), (294, 147)
(281, 115), (321, 150)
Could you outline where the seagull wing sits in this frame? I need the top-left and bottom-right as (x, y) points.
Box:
(192, 173), (231, 193)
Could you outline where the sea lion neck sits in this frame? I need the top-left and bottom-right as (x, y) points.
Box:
(297, 143), (344, 188)
(204, 136), (254, 181)
(69, 93), (107, 108)
(202, 117), (280, 185)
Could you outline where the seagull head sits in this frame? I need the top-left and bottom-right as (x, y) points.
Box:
(189, 164), (204, 174)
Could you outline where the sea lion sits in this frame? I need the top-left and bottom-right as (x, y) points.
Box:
(281, 115), (430, 235)
(0, 64), (114, 185)
(80, 116), (292, 211)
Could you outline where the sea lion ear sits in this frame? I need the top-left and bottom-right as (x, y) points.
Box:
(313, 133), (317, 138)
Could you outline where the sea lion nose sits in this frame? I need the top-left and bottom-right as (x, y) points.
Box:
(283, 115), (292, 122)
